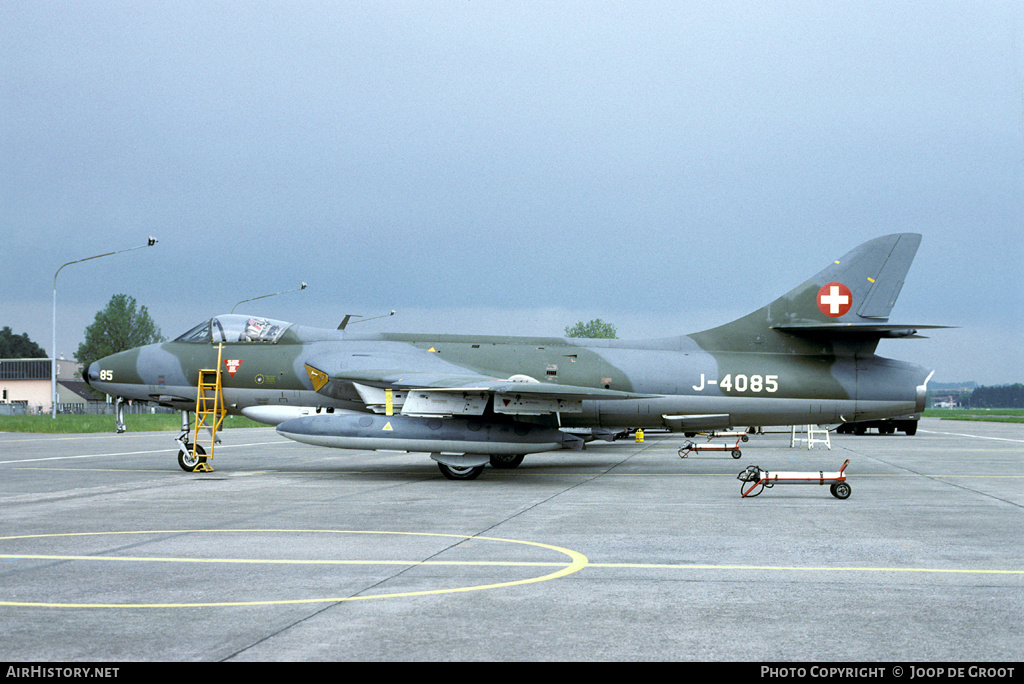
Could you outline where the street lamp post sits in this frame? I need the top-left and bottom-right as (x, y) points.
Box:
(230, 282), (308, 314)
(51, 237), (158, 418)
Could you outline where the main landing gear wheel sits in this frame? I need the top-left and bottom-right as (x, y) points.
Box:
(489, 454), (525, 469)
(830, 482), (851, 499)
(437, 463), (485, 480)
(177, 444), (207, 472)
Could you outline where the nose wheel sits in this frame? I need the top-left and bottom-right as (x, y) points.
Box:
(177, 444), (208, 472)
(175, 410), (214, 472)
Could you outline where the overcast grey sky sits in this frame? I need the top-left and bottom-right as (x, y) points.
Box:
(2, 1), (1022, 385)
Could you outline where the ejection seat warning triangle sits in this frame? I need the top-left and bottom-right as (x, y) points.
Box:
(382, 422), (393, 431)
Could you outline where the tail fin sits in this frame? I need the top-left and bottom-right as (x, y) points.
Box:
(692, 234), (944, 353)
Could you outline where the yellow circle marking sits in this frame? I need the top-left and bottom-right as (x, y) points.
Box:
(0, 529), (589, 608)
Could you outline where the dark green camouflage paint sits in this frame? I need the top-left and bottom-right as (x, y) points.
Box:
(88, 234), (936, 435)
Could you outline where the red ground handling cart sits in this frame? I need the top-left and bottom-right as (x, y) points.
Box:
(737, 459), (851, 499)
(678, 431), (748, 459)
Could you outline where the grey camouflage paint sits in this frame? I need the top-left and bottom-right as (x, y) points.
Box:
(87, 234), (937, 445)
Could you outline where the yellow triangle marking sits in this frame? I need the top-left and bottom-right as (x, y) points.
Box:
(427, 347), (438, 353)
(382, 422), (393, 431)
(305, 364), (329, 392)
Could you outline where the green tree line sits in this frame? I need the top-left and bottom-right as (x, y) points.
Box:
(73, 294), (164, 375)
(957, 384), (1024, 409)
(2, 295), (163, 375)
(0, 327), (47, 358)
(564, 318), (617, 339)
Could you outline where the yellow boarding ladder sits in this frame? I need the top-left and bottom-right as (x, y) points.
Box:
(191, 343), (226, 472)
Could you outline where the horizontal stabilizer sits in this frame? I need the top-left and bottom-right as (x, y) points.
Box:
(773, 323), (955, 340)
(691, 233), (947, 354)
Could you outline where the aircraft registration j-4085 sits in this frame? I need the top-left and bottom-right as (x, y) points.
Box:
(86, 234), (947, 480)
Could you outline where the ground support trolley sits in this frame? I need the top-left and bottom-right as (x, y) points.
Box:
(737, 459), (851, 498)
(707, 430), (750, 442)
(678, 434), (744, 459)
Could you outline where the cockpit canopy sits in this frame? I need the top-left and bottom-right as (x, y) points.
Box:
(174, 315), (292, 344)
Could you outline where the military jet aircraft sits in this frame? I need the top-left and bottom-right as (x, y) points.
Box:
(86, 233), (944, 479)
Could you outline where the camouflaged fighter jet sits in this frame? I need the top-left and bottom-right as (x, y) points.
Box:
(85, 233), (945, 479)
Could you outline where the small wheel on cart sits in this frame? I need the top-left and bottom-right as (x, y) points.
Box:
(741, 434), (749, 442)
(177, 444), (207, 472)
(830, 482), (851, 499)
(731, 449), (742, 459)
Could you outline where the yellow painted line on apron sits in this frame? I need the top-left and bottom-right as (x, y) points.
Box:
(2, 529), (1019, 608)
(0, 529), (588, 608)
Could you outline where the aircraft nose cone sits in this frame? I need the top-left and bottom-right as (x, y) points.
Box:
(84, 362), (99, 388)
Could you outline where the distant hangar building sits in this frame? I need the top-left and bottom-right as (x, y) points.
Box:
(0, 358), (88, 415)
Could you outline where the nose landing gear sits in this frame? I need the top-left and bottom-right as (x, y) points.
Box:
(175, 410), (214, 472)
(177, 443), (209, 472)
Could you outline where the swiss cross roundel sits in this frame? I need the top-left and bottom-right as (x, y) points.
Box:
(816, 282), (853, 318)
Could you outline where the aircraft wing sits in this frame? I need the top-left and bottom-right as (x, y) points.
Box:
(304, 363), (653, 417)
